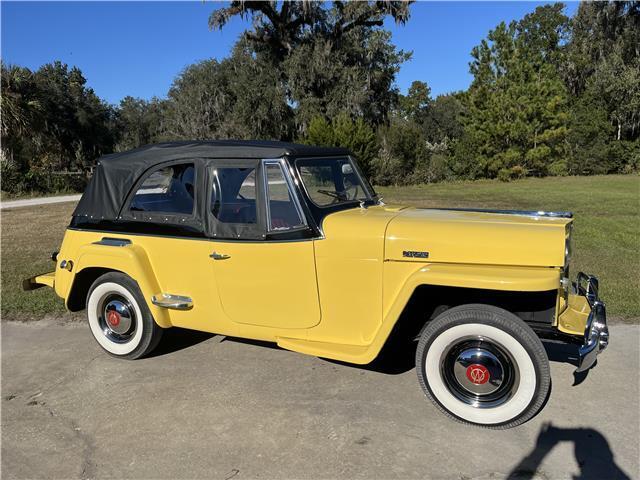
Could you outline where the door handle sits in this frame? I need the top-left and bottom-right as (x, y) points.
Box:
(210, 251), (231, 260)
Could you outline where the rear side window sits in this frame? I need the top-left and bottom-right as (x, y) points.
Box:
(211, 167), (257, 224)
(130, 163), (195, 215)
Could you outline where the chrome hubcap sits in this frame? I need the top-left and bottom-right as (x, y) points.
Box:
(441, 337), (519, 408)
(453, 348), (504, 395)
(99, 294), (136, 343)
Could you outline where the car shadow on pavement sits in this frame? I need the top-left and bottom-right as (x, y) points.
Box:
(147, 330), (596, 380)
(147, 327), (216, 357)
(542, 340), (580, 366)
(542, 340), (593, 386)
(324, 338), (418, 375)
(221, 336), (283, 350)
(329, 336), (597, 377)
(507, 422), (631, 479)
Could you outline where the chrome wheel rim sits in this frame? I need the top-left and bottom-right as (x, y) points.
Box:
(98, 294), (136, 343)
(440, 336), (519, 408)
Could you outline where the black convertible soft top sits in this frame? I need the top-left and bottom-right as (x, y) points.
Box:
(73, 140), (351, 222)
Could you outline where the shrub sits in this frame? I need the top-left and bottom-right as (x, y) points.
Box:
(302, 113), (378, 179)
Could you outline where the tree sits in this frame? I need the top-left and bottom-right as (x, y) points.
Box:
(566, 92), (615, 174)
(209, 1), (413, 129)
(224, 41), (294, 140)
(302, 112), (378, 178)
(209, 1), (412, 61)
(457, 5), (571, 179)
(1, 64), (43, 190)
(398, 80), (431, 123)
(562, 1), (639, 173)
(162, 41), (294, 141)
(115, 96), (166, 151)
(1, 61), (115, 193)
(376, 117), (428, 184)
(163, 59), (233, 140)
(567, 2), (640, 141)
(422, 93), (464, 143)
(0, 64), (40, 143)
(563, 1), (639, 98)
(31, 61), (115, 173)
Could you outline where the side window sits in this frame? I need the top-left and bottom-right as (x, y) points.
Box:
(130, 163), (195, 215)
(211, 167), (257, 224)
(265, 163), (305, 231)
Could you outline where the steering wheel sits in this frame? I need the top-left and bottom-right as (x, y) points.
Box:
(317, 189), (347, 204)
(317, 185), (361, 203)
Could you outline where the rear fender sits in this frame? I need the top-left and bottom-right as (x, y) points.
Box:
(65, 243), (171, 328)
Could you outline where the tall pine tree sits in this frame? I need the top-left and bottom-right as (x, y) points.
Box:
(457, 5), (570, 179)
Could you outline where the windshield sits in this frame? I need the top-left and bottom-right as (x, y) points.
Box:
(296, 157), (376, 207)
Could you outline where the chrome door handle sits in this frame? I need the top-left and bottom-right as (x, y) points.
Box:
(210, 251), (231, 260)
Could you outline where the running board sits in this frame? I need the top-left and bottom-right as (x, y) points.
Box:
(151, 293), (193, 310)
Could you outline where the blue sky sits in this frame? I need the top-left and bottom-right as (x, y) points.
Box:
(1, 1), (578, 105)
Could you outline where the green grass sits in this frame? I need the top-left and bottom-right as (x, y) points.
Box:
(1, 175), (638, 321)
(378, 174), (640, 320)
(1, 202), (75, 319)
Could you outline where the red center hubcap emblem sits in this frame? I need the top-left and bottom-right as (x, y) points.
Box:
(107, 310), (121, 327)
(466, 364), (490, 385)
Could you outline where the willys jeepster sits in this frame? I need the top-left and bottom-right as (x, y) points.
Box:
(25, 141), (609, 428)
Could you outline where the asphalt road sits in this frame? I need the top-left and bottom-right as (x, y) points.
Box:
(2, 320), (638, 480)
(0, 194), (82, 210)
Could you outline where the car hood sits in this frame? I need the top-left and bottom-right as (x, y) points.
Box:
(384, 207), (572, 268)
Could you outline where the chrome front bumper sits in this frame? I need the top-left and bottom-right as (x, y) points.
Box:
(575, 273), (609, 373)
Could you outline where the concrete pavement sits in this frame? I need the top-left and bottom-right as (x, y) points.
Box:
(2, 320), (638, 479)
(0, 194), (81, 210)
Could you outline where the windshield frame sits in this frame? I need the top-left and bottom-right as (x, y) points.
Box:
(295, 155), (378, 209)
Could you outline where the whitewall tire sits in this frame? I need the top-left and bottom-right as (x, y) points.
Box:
(86, 272), (163, 359)
(416, 304), (550, 429)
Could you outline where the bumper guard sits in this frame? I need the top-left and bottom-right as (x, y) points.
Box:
(574, 272), (609, 373)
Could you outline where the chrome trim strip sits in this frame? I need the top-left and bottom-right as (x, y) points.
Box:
(428, 208), (573, 219)
(151, 293), (193, 310)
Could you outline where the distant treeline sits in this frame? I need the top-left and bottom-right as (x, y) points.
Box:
(1, 1), (638, 194)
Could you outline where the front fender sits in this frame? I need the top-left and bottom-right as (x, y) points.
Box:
(61, 242), (172, 328)
(361, 262), (561, 364)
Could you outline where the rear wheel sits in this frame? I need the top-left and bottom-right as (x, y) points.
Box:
(86, 272), (163, 359)
(415, 304), (550, 429)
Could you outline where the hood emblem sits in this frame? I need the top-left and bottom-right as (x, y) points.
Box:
(403, 250), (429, 259)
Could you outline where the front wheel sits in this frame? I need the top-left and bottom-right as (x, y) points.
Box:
(86, 272), (163, 359)
(415, 304), (550, 429)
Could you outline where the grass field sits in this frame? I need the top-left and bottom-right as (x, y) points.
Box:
(1, 174), (638, 321)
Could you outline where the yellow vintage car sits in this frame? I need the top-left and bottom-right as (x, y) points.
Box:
(24, 141), (608, 428)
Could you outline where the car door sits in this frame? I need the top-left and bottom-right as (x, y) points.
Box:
(207, 159), (321, 329)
